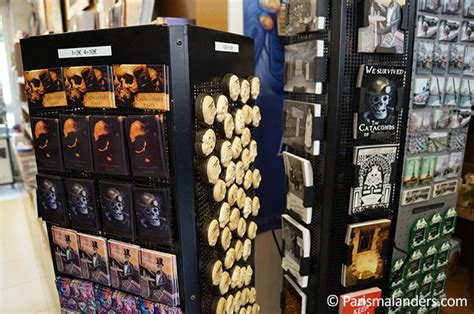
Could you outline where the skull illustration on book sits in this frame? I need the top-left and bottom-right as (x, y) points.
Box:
(139, 192), (163, 227)
(63, 118), (81, 158)
(69, 183), (90, 215)
(64, 67), (88, 106)
(40, 179), (58, 210)
(114, 65), (140, 105)
(105, 188), (125, 221)
(363, 165), (383, 195)
(366, 76), (392, 120)
(24, 70), (47, 105)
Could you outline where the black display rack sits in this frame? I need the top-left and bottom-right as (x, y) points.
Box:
(282, 1), (417, 312)
(21, 25), (255, 313)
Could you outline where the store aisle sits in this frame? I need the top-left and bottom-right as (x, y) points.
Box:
(0, 185), (59, 313)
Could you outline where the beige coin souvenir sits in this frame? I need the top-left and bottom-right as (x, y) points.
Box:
(251, 196), (260, 217)
(230, 265), (241, 289)
(248, 76), (260, 100)
(212, 179), (227, 202)
(195, 129), (216, 157)
(244, 265), (253, 286)
(195, 94), (216, 126)
(235, 161), (245, 185)
(207, 259), (223, 286)
(249, 140), (257, 162)
(241, 287), (250, 306)
(216, 140), (233, 168)
(243, 170), (253, 190)
(215, 202), (231, 228)
(225, 295), (234, 314)
(222, 161), (236, 187)
(231, 136), (243, 160)
(233, 290), (242, 313)
(241, 128), (251, 147)
(252, 106), (261, 128)
(218, 271), (231, 295)
(243, 238), (252, 262)
(222, 73), (241, 102)
(227, 184), (238, 206)
(224, 247), (236, 270)
(241, 148), (251, 170)
(233, 239), (243, 261)
(236, 188), (246, 209)
(212, 297), (226, 314)
(228, 208), (241, 231)
(214, 93), (229, 123)
(200, 155), (221, 184)
(233, 109), (245, 135)
(236, 218), (247, 238)
(203, 219), (220, 246)
(248, 287), (256, 303)
(220, 226), (232, 251)
(242, 105), (253, 125)
(243, 197), (252, 218)
(252, 169), (261, 189)
(247, 221), (257, 240)
(240, 79), (251, 104)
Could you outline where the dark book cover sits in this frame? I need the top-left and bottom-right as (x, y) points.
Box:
(108, 240), (141, 295)
(133, 187), (173, 244)
(98, 181), (135, 239)
(113, 64), (169, 110)
(63, 65), (115, 108)
(282, 274), (306, 314)
(78, 233), (110, 285)
(354, 65), (405, 139)
(60, 115), (94, 172)
(36, 174), (69, 226)
(91, 115), (130, 175)
(24, 67), (67, 108)
(64, 178), (100, 231)
(124, 115), (168, 178)
(31, 117), (64, 172)
(51, 226), (81, 277)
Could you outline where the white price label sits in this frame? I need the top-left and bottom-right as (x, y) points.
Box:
(215, 41), (239, 53)
(58, 45), (112, 59)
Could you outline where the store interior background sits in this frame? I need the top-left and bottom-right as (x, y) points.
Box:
(0, 0), (472, 313)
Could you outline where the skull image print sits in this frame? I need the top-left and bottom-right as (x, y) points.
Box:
(64, 67), (88, 106)
(68, 183), (91, 215)
(103, 187), (129, 224)
(363, 76), (397, 125)
(40, 178), (59, 210)
(134, 188), (171, 243)
(24, 68), (65, 107)
(139, 192), (164, 228)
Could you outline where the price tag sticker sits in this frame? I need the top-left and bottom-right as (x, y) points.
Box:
(58, 45), (112, 59)
(215, 41), (239, 53)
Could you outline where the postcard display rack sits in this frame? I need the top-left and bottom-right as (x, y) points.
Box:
(278, 0), (420, 313)
(21, 25), (262, 313)
(390, 0), (474, 309)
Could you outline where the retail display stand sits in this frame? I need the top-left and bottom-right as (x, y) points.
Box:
(21, 25), (260, 313)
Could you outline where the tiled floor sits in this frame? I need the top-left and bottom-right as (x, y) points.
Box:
(0, 185), (59, 313)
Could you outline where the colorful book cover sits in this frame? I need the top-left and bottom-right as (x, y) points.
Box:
(51, 226), (81, 277)
(339, 287), (382, 314)
(108, 239), (141, 295)
(31, 117), (64, 172)
(282, 274), (307, 314)
(60, 115), (94, 172)
(24, 67), (67, 108)
(78, 233), (110, 285)
(36, 174), (69, 226)
(64, 178), (100, 231)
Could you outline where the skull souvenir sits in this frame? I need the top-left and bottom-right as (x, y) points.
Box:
(212, 179), (227, 202)
(214, 94), (229, 123)
(201, 155), (222, 185)
(213, 297), (226, 314)
(243, 170), (253, 190)
(252, 304), (260, 314)
(40, 179), (58, 210)
(243, 197), (252, 218)
(219, 271), (231, 295)
(248, 76), (260, 100)
(204, 219), (220, 246)
(222, 161), (236, 187)
(251, 196), (260, 217)
(249, 140), (258, 163)
(236, 187), (246, 209)
(233, 239), (243, 261)
(252, 106), (262, 128)
(69, 183), (90, 215)
(227, 184), (239, 206)
(248, 286), (256, 302)
(231, 137), (243, 160)
(64, 67), (88, 106)
(241, 128), (251, 147)
(240, 79), (251, 104)
(105, 187), (125, 221)
(241, 148), (252, 170)
(215, 202), (231, 228)
(220, 226), (233, 251)
(139, 192), (162, 227)
(222, 73), (241, 102)
(247, 221), (258, 240)
(195, 94), (216, 126)
(236, 218), (247, 238)
(241, 287), (250, 306)
(235, 161), (245, 185)
(233, 290), (242, 313)
(230, 265), (242, 289)
(224, 247), (236, 269)
(216, 140), (233, 168)
(252, 169), (262, 189)
(233, 109), (246, 135)
(242, 105), (253, 125)
(218, 113), (235, 139)
(229, 208), (240, 231)
(195, 128), (217, 157)
(208, 260), (223, 286)
(226, 295), (234, 314)
(24, 69), (47, 105)
(367, 77), (392, 120)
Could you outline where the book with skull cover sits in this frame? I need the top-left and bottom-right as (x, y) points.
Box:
(283, 100), (322, 156)
(64, 178), (100, 231)
(341, 219), (391, 287)
(357, 0), (405, 54)
(59, 115), (94, 172)
(51, 226), (82, 277)
(277, 0), (326, 36)
(349, 144), (398, 215)
(139, 248), (179, 306)
(133, 187), (173, 244)
(91, 115), (130, 175)
(282, 151), (314, 224)
(282, 274), (307, 314)
(113, 64), (169, 110)
(23, 67), (67, 108)
(354, 65), (405, 139)
(124, 115), (169, 178)
(98, 181), (136, 239)
(78, 233), (110, 285)
(108, 240), (141, 295)
(30, 117), (64, 172)
(63, 65), (115, 108)
(281, 214), (311, 288)
(36, 174), (69, 226)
